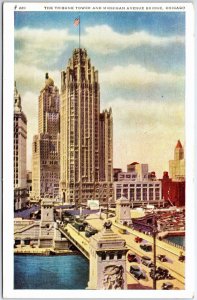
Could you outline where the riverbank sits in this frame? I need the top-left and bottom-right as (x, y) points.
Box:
(14, 245), (79, 256)
(166, 231), (185, 236)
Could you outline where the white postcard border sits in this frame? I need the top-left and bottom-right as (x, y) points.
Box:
(3, 2), (195, 298)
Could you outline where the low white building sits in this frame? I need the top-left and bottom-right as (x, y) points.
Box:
(114, 176), (162, 208)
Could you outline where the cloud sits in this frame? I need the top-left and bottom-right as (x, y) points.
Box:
(15, 63), (61, 93)
(15, 25), (184, 68)
(100, 64), (184, 89)
(15, 27), (76, 66)
(107, 97), (184, 177)
(83, 25), (184, 54)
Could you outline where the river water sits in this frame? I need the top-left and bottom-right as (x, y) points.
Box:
(165, 235), (185, 247)
(14, 254), (89, 289)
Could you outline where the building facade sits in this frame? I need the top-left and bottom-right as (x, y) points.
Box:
(169, 140), (185, 181)
(161, 172), (185, 207)
(114, 163), (162, 207)
(32, 74), (60, 199)
(14, 82), (27, 210)
(60, 48), (113, 205)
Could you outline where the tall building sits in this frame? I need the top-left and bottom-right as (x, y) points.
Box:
(169, 140), (185, 181)
(32, 74), (60, 199)
(14, 82), (27, 210)
(60, 48), (113, 205)
(99, 109), (113, 182)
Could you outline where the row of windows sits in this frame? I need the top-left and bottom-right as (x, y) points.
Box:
(116, 183), (160, 188)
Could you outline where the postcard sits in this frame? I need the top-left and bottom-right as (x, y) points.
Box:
(3, 2), (195, 299)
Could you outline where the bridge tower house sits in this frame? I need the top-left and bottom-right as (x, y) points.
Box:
(116, 195), (132, 226)
(38, 199), (55, 248)
(87, 221), (128, 290)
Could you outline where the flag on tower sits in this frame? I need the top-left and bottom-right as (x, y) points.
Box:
(74, 17), (80, 27)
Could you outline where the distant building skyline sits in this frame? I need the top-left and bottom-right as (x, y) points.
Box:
(14, 11), (185, 178)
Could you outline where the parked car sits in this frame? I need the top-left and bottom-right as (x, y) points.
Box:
(135, 236), (143, 243)
(141, 256), (154, 268)
(118, 228), (127, 234)
(127, 253), (138, 263)
(157, 254), (168, 262)
(73, 221), (85, 232)
(130, 265), (146, 280)
(162, 282), (174, 290)
(140, 243), (152, 252)
(178, 255), (185, 262)
(85, 226), (98, 237)
(149, 266), (169, 280)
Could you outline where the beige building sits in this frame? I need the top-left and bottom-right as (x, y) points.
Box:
(114, 163), (162, 207)
(60, 48), (113, 205)
(32, 74), (60, 199)
(169, 140), (185, 181)
(127, 162), (149, 181)
(14, 82), (27, 210)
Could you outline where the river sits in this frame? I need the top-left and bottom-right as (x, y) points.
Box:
(165, 235), (185, 247)
(14, 254), (89, 289)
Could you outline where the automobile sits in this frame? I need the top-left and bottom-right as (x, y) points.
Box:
(118, 228), (127, 234)
(129, 265), (146, 280)
(135, 236), (143, 243)
(140, 244), (152, 252)
(157, 266), (169, 275)
(141, 256), (154, 268)
(149, 267), (169, 280)
(178, 255), (185, 262)
(108, 213), (115, 218)
(85, 226), (98, 237)
(157, 254), (168, 262)
(73, 221), (86, 232)
(162, 282), (174, 290)
(127, 253), (138, 263)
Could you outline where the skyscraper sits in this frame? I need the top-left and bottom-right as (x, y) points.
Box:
(169, 140), (185, 181)
(32, 74), (60, 199)
(60, 48), (113, 205)
(14, 82), (27, 210)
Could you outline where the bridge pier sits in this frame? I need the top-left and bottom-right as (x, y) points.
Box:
(87, 220), (128, 290)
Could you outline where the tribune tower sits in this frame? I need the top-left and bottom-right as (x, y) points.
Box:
(60, 48), (113, 205)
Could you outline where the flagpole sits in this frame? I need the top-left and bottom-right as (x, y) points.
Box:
(79, 15), (80, 49)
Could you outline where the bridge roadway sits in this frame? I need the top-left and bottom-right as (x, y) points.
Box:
(59, 214), (185, 290)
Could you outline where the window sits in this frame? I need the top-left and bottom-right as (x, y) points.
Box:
(149, 188), (154, 200)
(136, 188), (141, 200)
(117, 253), (122, 259)
(143, 188), (147, 201)
(109, 253), (114, 260)
(130, 189), (135, 201)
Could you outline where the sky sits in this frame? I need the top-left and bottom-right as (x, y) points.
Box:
(14, 11), (185, 178)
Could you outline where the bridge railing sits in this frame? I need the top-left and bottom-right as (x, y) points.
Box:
(59, 227), (89, 259)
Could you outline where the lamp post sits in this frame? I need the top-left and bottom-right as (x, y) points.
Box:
(152, 212), (158, 290)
